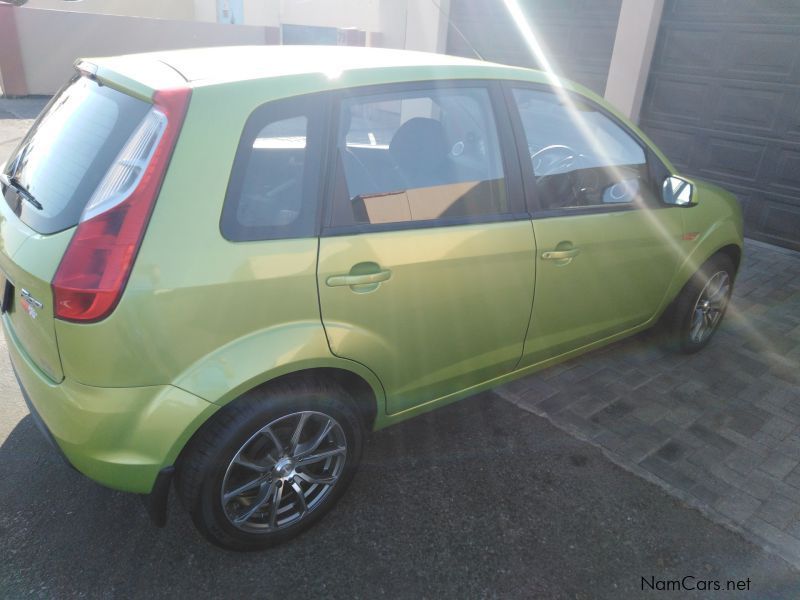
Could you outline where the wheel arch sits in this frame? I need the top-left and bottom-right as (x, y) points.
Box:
(173, 321), (384, 418)
(166, 322), (386, 481)
(658, 239), (742, 326)
(170, 363), (385, 462)
(666, 218), (743, 303)
(716, 243), (742, 275)
(168, 364), (383, 494)
(239, 367), (380, 430)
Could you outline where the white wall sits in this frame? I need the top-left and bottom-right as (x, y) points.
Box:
(604, 0), (665, 121)
(22, 1), (450, 54)
(192, 0), (217, 23)
(280, 0), (380, 31)
(9, 0), (456, 96)
(14, 8), (273, 95)
(376, 0), (408, 48)
(191, 0), (378, 29)
(403, 0), (449, 53)
(25, 0), (195, 20)
(244, 0), (280, 27)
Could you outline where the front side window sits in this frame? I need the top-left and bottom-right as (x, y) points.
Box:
(512, 88), (651, 211)
(222, 97), (322, 241)
(330, 85), (508, 227)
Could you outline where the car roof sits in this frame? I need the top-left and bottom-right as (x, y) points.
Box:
(163, 46), (500, 82)
(87, 45), (543, 90)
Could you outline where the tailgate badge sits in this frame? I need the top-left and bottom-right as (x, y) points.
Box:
(20, 289), (43, 319)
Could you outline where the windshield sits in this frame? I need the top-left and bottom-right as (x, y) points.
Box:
(2, 76), (150, 235)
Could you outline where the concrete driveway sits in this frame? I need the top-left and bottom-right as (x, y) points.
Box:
(1, 96), (799, 598)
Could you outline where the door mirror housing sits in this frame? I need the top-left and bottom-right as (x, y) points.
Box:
(662, 176), (695, 206)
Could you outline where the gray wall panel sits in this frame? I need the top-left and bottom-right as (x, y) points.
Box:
(641, 0), (800, 250)
(446, 0), (622, 95)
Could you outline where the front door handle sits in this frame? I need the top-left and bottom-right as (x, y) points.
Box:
(542, 248), (580, 260)
(326, 269), (392, 287)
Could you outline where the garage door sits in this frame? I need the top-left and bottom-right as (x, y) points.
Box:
(639, 0), (800, 251)
(446, 0), (622, 95)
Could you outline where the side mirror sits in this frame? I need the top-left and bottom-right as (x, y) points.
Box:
(662, 176), (695, 206)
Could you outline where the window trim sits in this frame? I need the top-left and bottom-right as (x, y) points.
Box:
(320, 79), (526, 236)
(501, 80), (672, 218)
(321, 211), (532, 237)
(220, 92), (328, 242)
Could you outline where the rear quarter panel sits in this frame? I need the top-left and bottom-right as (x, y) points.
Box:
(52, 84), (326, 393)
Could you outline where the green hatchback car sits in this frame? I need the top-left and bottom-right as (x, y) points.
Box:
(1, 46), (743, 550)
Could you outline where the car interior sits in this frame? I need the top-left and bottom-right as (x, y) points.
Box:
(515, 90), (650, 209)
(236, 116), (308, 229)
(338, 91), (507, 225)
(232, 87), (655, 231)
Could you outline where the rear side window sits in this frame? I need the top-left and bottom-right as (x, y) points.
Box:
(329, 85), (508, 228)
(221, 96), (324, 241)
(2, 76), (150, 234)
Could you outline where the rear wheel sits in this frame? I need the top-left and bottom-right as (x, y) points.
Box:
(667, 254), (735, 353)
(176, 379), (363, 551)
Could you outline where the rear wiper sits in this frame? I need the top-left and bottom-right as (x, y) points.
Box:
(0, 173), (42, 210)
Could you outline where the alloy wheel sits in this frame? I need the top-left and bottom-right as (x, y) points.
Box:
(689, 270), (731, 344)
(220, 411), (347, 532)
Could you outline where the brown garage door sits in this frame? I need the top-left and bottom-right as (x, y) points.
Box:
(639, 0), (800, 251)
(446, 0), (622, 95)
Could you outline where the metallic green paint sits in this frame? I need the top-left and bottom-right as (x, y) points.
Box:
(372, 317), (655, 430)
(2, 47), (743, 495)
(5, 311), (217, 493)
(522, 206), (684, 365)
(0, 198), (70, 382)
(318, 221), (536, 415)
(668, 178), (744, 295)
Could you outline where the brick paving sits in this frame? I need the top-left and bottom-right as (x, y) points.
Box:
(498, 238), (800, 567)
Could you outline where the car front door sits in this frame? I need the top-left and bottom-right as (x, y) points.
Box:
(507, 85), (684, 365)
(317, 82), (535, 416)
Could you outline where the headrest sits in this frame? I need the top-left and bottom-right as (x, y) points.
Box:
(389, 117), (448, 175)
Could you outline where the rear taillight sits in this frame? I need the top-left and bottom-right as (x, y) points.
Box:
(52, 87), (191, 322)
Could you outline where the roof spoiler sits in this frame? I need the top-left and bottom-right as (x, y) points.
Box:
(70, 57), (184, 102)
(74, 59), (99, 80)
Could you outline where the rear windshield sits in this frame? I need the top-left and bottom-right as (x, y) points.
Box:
(2, 76), (150, 235)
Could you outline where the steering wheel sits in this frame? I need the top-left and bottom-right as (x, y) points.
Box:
(530, 144), (579, 176)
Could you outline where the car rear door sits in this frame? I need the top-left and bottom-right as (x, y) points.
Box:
(506, 84), (684, 366)
(317, 81), (535, 416)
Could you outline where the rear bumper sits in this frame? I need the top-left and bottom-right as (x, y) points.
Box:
(4, 314), (218, 494)
(13, 366), (74, 469)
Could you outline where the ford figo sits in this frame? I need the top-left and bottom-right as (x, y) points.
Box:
(0, 46), (743, 550)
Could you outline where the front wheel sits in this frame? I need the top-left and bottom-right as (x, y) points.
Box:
(668, 254), (735, 353)
(176, 379), (363, 551)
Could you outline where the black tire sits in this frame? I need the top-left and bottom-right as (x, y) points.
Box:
(667, 253), (735, 354)
(175, 378), (363, 551)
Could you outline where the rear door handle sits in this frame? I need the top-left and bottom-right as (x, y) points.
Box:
(326, 269), (391, 287)
(542, 248), (580, 260)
